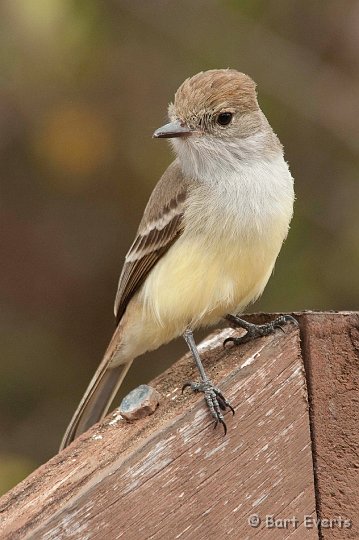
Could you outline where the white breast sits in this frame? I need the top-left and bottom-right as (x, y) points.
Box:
(184, 154), (294, 246)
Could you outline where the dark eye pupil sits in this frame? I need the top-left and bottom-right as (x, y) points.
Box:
(217, 112), (233, 126)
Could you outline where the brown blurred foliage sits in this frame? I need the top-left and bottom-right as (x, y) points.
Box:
(0, 0), (358, 494)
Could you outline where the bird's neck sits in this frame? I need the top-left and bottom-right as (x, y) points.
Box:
(173, 130), (282, 182)
(181, 146), (294, 243)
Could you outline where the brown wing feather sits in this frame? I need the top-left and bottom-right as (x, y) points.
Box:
(114, 161), (188, 323)
(115, 213), (183, 322)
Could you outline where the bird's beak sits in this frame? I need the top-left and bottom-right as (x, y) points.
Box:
(153, 120), (194, 139)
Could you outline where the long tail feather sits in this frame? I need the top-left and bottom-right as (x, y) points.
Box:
(60, 325), (133, 450)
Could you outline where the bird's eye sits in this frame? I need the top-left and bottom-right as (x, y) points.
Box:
(216, 112), (233, 126)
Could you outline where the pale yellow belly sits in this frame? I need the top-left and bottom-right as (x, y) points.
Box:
(144, 236), (273, 321)
(116, 234), (279, 361)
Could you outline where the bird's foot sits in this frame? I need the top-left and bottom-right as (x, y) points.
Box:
(182, 379), (234, 435)
(224, 314), (298, 347)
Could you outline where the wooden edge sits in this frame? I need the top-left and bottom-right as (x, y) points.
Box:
(0, 313), (318, 539)
(5, 310), (357, 538)
(299, 311), (359, 539)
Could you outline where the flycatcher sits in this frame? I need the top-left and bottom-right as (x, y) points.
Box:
(60, 69), (295, 450)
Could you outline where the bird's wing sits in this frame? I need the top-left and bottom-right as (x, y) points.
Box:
(114, 160), (188, 323)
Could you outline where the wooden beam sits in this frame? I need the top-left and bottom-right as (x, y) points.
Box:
(299, 312), (359, 539)
(3, 312), (357, 538)
(0, 315), (318, 539)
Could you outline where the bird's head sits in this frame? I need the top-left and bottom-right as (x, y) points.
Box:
(153, 69), (281, 179)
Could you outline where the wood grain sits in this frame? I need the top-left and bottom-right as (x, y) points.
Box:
(300, 311), (359, 539)
(0, 319), (317, 539)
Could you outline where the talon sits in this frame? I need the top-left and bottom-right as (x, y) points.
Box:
(272, 314), (298, 331)
(223, 335), (247, 348)
(284, 315), (299, 326)
(215, 391), (235, 415)
(212, 417), (227, 435)
(216, 396), (227, 411)
(181, 382), (192, 394)
(274, 324), (286, 333)
(219, 418), (227, 436)
(182, 378), (234, 434)
(223, 337), (235, 348)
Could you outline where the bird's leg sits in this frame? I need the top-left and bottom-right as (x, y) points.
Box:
(182, 329), (234, 435)
(223, 313), (298, 347)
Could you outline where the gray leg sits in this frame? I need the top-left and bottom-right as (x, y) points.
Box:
(182, 329), (234, 435)
(224, 314), (298, 347)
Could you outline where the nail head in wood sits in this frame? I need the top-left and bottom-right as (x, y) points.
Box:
(119, 384), (161, 421)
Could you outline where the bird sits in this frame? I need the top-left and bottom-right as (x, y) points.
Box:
(60, 69), (295, 450)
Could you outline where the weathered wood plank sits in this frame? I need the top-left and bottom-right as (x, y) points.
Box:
(300, 312), (359, 539)
(0, 320), (317, 540)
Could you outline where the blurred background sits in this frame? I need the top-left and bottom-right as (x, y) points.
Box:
(0, 0), (358, 495)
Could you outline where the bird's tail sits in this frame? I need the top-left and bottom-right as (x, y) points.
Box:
(59, 326), (133, 451)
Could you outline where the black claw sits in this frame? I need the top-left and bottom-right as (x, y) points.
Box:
(181, 382), (191, 394)
(223, 337), (234, 348)
(223, 336), (247, 348)
(219, 418), (227, 436)
(213, 417), (226, 434)
(275, 324), (286, 333)
(223, 336), (248, 348)
(216, 391), (235, 415)
(216, 396), (227, 411)
(228, 403), (235, 415)
(284, 315), (299, 326)
(182, 379), (234, 435)
(272, 314), (298, 331)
